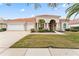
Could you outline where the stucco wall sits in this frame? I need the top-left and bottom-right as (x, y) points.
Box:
(25, 22), (35, 30)
(60, 22), (70, 31)
(35, 16), (60, 30)
(7, 22), (35, 31)
(69, 24), (79, 27)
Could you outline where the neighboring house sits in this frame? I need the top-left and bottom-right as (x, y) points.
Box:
(0, 15), (71, 31)
(59, 18), (70, 31)
(0, 20), (7, 29)
(69, 19), (79, 28)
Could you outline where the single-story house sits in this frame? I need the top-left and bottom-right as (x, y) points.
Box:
(1, 14), (78, 31)
(69, 19), (79, 28)
(5, 14), (69, 31)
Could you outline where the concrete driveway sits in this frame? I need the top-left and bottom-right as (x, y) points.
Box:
(0, 31), (30, 48)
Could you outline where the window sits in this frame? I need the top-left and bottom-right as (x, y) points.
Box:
(63, 23), (66, 29)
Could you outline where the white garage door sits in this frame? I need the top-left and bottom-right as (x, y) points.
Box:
(7, 24), (25, 30)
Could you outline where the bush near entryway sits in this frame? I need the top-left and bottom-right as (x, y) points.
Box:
(65, 28), (70, 31)
(31, 28), (36, 32)
(38, 29), (55, 32)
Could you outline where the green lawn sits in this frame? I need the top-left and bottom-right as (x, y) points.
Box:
(11, 32), (79, 48)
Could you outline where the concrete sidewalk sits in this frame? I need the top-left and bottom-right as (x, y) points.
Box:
(31, 31), (65, 35)
(0, 48), (79, 56)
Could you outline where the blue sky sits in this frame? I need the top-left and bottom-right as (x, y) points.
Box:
(0, 3), (72, 19)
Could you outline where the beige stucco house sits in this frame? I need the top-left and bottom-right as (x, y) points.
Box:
(0, 15), (70, 31)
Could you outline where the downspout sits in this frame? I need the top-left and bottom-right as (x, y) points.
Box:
(24, 22), (27, 31)
(59, 19), (62, 31)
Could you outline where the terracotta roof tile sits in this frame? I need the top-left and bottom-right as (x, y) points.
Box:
(35, 14), (60, 18)
(69, 19), (79, 25)
(7, 17), (36, 23)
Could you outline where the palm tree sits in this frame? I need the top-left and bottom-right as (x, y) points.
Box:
(66, 3), (79, 18)
(27, 3), (79, 19)
(5, 3), (59, 9)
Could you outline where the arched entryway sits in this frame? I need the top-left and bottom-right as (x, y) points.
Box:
(49, 20), (56, 31)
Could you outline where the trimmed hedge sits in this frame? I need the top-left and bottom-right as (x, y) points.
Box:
(70, 29), (78, 32)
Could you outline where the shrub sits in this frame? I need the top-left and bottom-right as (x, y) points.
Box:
(39, 27), (42, 30)
(65, 28), (70, 31)
(50, 30), (55, 32)
(31, 28), (36, 32)
(2, 28), (6, 31)
(70, 28), (78, 32)
(44, 29), (50, 32)
(0, 29), (3, 32)
(38, 29), (55, 32)
(0, 28), (6, 32)
(72, 27), (79, 30)
(38, 29), (45, 32)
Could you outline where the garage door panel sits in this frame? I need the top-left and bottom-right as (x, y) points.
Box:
(7, 24), (24, 30)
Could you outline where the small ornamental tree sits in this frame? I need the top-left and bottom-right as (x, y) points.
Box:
(38, 19), (45, 30)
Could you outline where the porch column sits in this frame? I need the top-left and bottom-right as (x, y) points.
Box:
(47, 23), (49, 30)
(37, 23), (39, 30)
(44, 23), (47, 29)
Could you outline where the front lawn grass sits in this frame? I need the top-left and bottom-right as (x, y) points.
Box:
(10, 32), (79, 48)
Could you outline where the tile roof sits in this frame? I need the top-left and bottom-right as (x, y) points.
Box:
(7, 17), (36, 23)
(35, 14), (60, 18)
(69, 19), (79, 25)
(0, 20), (6, 23)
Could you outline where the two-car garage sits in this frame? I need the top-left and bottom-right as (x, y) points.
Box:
(7, 24), (25, 31)
(7, 22), (35, 31)
(6, 18), (35, 31)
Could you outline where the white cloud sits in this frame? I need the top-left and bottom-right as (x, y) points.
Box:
(20, 9), (25, 12)
(62, 4), (67, 7)
(31, 15), (34, 17)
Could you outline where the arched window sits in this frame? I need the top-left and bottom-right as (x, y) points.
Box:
(49, 20), (56, 31)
